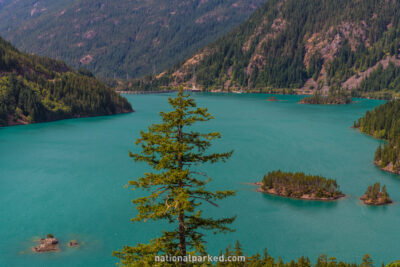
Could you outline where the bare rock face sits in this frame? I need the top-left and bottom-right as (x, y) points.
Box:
(68, 240), (79, 247)
(33, 236), (60, 253)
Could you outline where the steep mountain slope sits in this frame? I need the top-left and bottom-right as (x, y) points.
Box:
(0, 0), (265, 79)
(0, 36), (132, 127)
(0, 0), (69, 32)
(142, 0), (400, 96)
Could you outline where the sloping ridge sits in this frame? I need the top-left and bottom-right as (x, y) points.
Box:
(0, 36), (133, 127)
(144, 0), (400, 94)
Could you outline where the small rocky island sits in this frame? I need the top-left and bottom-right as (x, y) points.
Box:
(32, 235), (80, 253)
(360, 183), (392, 205)
(33, 234), (60, 253)
(267, 96), (279, 102)
(257, 170), (345, 201)
(299, 91), (352, 105)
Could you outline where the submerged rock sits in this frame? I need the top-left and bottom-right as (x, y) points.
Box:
(33, 235), (60, 253)
(68, 240), (79, 247)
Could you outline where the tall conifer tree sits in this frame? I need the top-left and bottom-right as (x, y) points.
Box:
(114, 88), (235, 266)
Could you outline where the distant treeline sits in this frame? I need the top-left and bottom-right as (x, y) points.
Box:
(200, 243), (378, 267)
(300, 89), (353, 104)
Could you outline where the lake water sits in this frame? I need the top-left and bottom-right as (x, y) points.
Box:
(0, 93), (398, 266)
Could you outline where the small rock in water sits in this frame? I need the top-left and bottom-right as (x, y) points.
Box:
(68, 240), (79, 247)
(33, 235), (60, 253)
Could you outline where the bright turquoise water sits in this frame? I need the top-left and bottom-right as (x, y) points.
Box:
(0, 93), (398, 266)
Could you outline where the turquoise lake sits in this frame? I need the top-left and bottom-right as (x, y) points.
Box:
(1, 93), (399, 266)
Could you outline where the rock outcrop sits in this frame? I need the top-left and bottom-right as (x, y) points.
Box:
(33, 236), (60, 253)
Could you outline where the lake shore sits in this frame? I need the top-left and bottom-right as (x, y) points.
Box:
(360, 196), (393, 206)
(253, 182), (346, 201)
(0, 109), (133, 128)
(374, 161), (400, 175)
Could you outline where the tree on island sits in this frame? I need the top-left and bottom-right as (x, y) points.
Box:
(361, 183), (392, 205)
(260, 170), (344, 200)
(113, 88), (236, 265)
(300, 86), (352, 105)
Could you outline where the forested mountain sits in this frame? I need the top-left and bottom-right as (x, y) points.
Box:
(0, 36), (132, 127)
(136, 0), (400, 96)
(0, 0), (265, 79)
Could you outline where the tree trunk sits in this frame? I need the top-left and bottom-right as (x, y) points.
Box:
(178, 209), (186, 257)
(177, 122), (186, 258)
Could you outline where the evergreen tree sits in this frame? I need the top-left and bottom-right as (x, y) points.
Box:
(382, 185), (388, 202)
(113, 88), (235, 265)
(361, 183), (392, 205)
(361, 254), (374, 267)
(375, 143), (382, 162)
(234, 241), (243, 256)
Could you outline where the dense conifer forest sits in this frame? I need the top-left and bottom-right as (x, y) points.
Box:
(352, 63), (400, 99)
(129, 0), (400, 97)
(355, 100), (400, 174)
(0, 37), (132, 127)
(0, 0), (265, 79)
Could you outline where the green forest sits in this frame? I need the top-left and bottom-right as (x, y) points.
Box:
(130, 0), (400, 95)
(355, 100), (400, 174)
(353, 63), (400, 99)
(261, 170), (343, 199)
(300, 90), (353, 105)
(0, 0), (265, 79)
(0, 36), (132, 126)
(374, 139), (400, 174)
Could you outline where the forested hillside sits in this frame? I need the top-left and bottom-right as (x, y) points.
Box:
(355, 100), (400, 174)
(0, 0), (265, 79)
(137, 0), (400, 96)
(0, 36), (132, 127)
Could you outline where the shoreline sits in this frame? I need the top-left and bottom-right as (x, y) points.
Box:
(252, 183), (346, 202)
(118, 89), (389, 102)
(118, 89), (312, 96)
(360, 198), (394, 206)
(0, 109), (133, 128)
(360, 194), (394, 206)
(117, 90), (178, 94)
(374, 161), (400, 175)
(353, 128), (400, 176)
